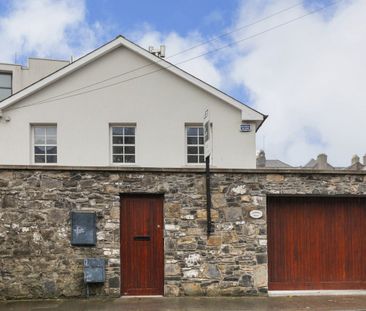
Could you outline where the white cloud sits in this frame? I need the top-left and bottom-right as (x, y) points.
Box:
(130, 1), (366, 167)
(203, 10), (224, 26)
(130, 25), (223, 88)
(0, 0), (104, 63)
(229, 0), (366, 166)
(1, 0), (364, 167)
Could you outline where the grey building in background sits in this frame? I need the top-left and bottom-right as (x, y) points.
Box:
(257, 150), (366, 170)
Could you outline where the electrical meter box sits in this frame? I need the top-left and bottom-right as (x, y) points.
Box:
(71, 212), (96, 246)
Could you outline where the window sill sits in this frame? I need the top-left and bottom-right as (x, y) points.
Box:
(32, 163), (58, 165)
(110, 163), (139, 167)
(184, 164), (216, 168)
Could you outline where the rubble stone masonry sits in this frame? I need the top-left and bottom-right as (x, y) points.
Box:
(0, 166), (365, 299)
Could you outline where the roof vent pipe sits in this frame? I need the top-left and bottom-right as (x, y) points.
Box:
(148, 45), (166, 58)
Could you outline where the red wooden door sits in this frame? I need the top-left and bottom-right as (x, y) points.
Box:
(268, 196), (366, 290)
(120, 194), (164, 295)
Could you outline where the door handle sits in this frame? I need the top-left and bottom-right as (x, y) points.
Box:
(133, 235), (151, 241)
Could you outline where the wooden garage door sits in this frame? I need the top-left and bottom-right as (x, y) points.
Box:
(268, 196), (366, 290)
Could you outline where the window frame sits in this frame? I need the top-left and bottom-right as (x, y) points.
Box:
(31, 124), (58, 165)
(0, 72), (12, 101)
(185, 124), (205, 165)
(109, 123), (137, 165)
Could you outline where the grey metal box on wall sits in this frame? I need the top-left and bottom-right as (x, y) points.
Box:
(71, 212), (96, 246)
(84, 258), (105, 283)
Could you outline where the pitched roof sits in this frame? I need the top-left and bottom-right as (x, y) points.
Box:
(0, 35), (267, 129)
(345, 162), (365, 171)
(304, 158), (317, 168)
(265, 159), (292, 168)
(304, 158), (334, 170)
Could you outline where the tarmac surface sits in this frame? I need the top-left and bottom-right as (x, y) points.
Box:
(0, 296), (366, 311)
(1, 296), (366, 311)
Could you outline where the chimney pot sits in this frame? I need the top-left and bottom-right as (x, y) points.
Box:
(256, 150), (266, 168)
(317, 153), (328, 169)
(351, 154), (360, 165)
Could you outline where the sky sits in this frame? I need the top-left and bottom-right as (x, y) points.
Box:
(0, 0), (365, 167)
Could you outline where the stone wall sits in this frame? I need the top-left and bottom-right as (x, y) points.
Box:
(0, 167), (365, 299)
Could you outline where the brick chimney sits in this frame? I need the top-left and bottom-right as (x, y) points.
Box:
(256, 150), (266, 168)
(352, 154), (360, 165)
(363, 154), (366, 166)
(317, 153), (328, 169)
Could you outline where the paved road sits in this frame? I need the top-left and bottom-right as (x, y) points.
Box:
(0, 296), (366, 311)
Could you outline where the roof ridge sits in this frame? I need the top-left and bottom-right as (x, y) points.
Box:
(0, 35), (266, 130)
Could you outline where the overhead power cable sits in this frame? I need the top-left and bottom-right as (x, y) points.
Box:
(9, 1), (304, 108)
(8, 0), (341, 112)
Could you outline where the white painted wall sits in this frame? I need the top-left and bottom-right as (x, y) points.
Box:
(0, 47), (257, 168)
(0, 58), (69, 93)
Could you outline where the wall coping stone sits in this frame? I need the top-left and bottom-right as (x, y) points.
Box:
(0, 165), (365, 175)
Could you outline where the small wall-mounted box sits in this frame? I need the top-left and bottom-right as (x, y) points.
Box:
(84, 258), (105, 283)
(84, 258), (105, 297)
(240, 124), (252, 132)
(71, 212), (96, 246)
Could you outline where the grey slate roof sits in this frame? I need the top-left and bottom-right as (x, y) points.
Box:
(345, 162), (365, 171)
(304, 159), (317, 168)
(265, 160), (293, 168)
